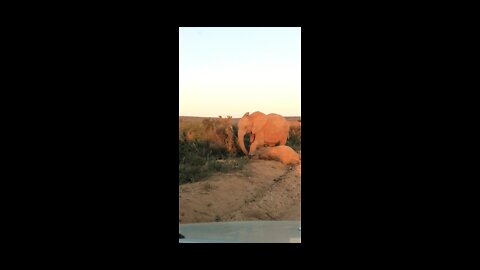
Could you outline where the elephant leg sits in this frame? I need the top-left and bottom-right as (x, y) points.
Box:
(279, 133), (288, 146)
(249, 134), (264, 156)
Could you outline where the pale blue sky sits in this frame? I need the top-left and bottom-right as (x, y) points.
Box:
(179, 27), (301, 118)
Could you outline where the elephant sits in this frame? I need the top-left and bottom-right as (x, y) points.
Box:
(237, 111), (290, 156)
(253, 145), (300, 165)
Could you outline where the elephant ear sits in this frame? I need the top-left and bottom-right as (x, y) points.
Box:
(252, 114), (268, 134)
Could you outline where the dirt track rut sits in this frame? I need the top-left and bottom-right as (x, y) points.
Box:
(179, 159), (301, 223)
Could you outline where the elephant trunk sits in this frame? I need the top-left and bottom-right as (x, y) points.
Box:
(237, 130), (248, 155)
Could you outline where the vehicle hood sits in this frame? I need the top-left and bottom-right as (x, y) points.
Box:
(179, 220), (301, 243)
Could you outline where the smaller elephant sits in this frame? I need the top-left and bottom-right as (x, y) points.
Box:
(253, 145), (300, 165)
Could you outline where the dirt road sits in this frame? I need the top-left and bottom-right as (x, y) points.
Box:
(179, 159), (301, 223)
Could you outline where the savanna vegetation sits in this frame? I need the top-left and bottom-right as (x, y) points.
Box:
(179, 116), (301, 185)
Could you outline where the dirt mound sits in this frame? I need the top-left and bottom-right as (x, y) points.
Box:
(179, 159), (301, 223)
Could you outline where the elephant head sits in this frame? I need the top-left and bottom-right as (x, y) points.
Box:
(237, 111), (289, 156)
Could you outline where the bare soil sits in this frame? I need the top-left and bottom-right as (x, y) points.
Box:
(179, 159), (301, 224)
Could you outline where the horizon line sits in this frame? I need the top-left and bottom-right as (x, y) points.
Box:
(179, 115), (301, 118)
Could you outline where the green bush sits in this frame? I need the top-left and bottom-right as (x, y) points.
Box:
(286, 128), (301, 151)
(178, 141), (247, 184)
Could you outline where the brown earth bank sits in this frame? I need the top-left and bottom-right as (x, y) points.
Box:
(179, 159), (301, 224)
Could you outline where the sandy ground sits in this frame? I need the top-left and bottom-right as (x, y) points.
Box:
(179, 159), (301, 224)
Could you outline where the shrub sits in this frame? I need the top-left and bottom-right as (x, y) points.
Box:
(286, 125), (301, 151)
(179, 116), (246, 185)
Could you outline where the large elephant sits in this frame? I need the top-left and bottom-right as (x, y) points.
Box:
(237, 111), (290, 156)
